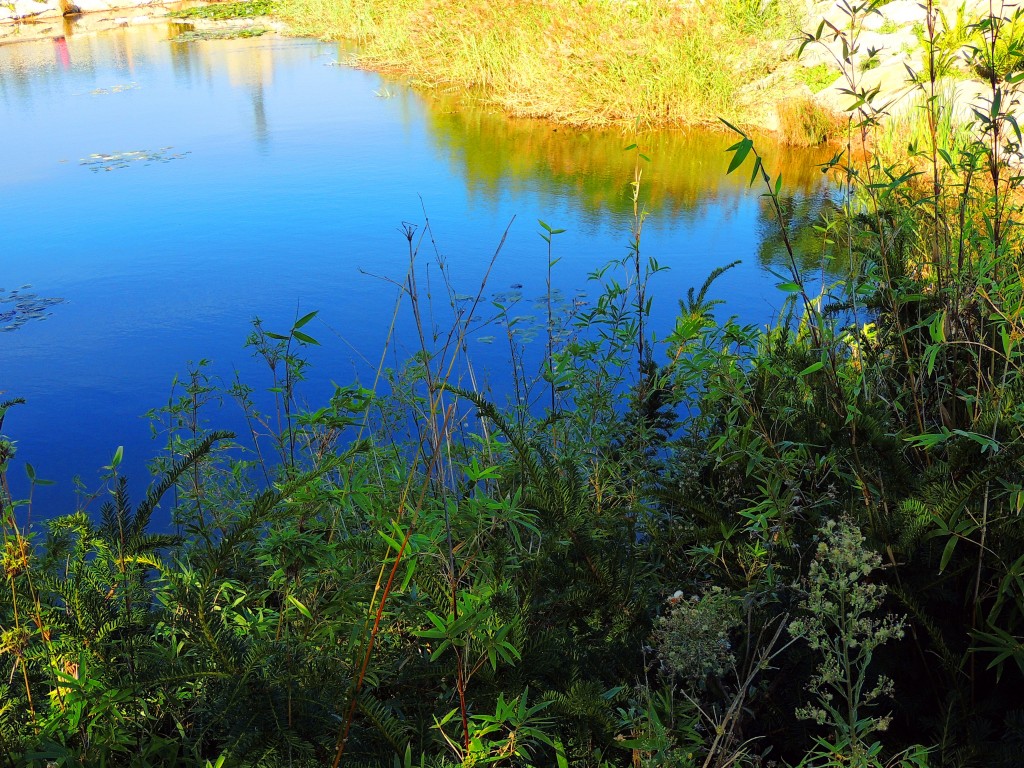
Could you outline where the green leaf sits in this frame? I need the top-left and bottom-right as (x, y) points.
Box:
(925, 344), (940, 376)
(939, 536), (958, 572)
(798, 361), (824, 377)
(293, 310), (318, 329)
(426, 611), (447, 632)
(777, 281), (801, 293)
(400, 559), (417, 592)
(292, 330), (320, 345)
(719, 117), (746, 137)
(378, 530), (403, 552)
(287, 594), (313, 620)
(555, 739), (569, 768)
(726, 138), (753, 175)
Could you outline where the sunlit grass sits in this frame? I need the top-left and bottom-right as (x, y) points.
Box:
(277, 0), (800, 127)
(174, 0), (278, 19)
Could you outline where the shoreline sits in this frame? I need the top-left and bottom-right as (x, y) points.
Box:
(2, 0), (1016, 147)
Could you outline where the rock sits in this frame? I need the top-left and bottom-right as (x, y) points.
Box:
(0, 0), (61, 20)
(869, 0), (924, 27)
(74, 0), (116, 11)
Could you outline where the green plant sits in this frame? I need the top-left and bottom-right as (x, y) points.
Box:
(777, 96), (841, 145)
(788, 519), (905, 755)
(434, 690), (558, 766)
(172, 0), (277, 19)
(799, 62), (841, 93)
(652, 587), (741, 686)
(859, 54), (880, 72)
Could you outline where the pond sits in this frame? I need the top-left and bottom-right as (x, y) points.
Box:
(0, 21), (833, 520)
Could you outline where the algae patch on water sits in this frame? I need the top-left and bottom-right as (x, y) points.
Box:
(0, 287), (64, 332)
(87, 82), (140, 96)
(170, 27), (269, 41)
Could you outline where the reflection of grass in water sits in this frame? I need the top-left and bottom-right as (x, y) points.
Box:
(0, 287), (64, 333)
(420, 92), (834, 223)
(755, 188), (852, 276)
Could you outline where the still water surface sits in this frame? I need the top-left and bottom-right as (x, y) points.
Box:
(0, 23), (832, 519)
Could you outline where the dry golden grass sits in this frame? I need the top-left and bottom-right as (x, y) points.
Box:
(278, 0), (801, 128)
(776, 96), (843, 146)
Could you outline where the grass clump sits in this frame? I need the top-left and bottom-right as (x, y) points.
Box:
(878, 17), (900, 34)
(799, 61), (841, 93)
(276, 0), (801, 127)
(776, 95), (841, 145)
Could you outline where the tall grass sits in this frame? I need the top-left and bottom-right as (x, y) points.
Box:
(775, 94), (843, 146)
(279, 0), (801, 127)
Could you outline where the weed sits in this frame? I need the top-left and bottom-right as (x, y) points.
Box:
(799, 62), (841, 93)
(788, 518), (905, 753)
(777, 95), (841, 145)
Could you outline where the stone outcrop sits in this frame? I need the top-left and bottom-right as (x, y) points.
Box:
(0, 0), (165, 24)
(792, 0), (1022, 135)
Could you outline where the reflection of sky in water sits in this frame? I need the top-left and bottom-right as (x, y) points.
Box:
(0, 24), (833, 521)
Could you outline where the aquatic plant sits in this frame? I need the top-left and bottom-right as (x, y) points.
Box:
(0, 287), (63, 333)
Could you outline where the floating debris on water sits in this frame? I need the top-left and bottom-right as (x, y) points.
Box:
(0, 286), (64, 333)
(79, 147), (190, 172)
(170, 27), (269, 42)
(86, 82), (140, 96)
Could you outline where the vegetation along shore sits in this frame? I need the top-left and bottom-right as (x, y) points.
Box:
(5, 0), (1024, 766)
(273, 0), (1023, 139)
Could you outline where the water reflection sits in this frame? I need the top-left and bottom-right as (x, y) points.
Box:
(420, 90), (834, 224)
(756, 186), (849, 275)
(0, 22), (840, 519)
(417, 90), (841, 276)
(53, 36), (70, 70)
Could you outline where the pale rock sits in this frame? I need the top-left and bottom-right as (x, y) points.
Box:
(863, 0), (925, 30)
(73, 0), (115, 10)
(1, 0), (60, 20)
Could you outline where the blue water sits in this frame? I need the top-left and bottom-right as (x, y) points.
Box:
(0, 22), (831, 522)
